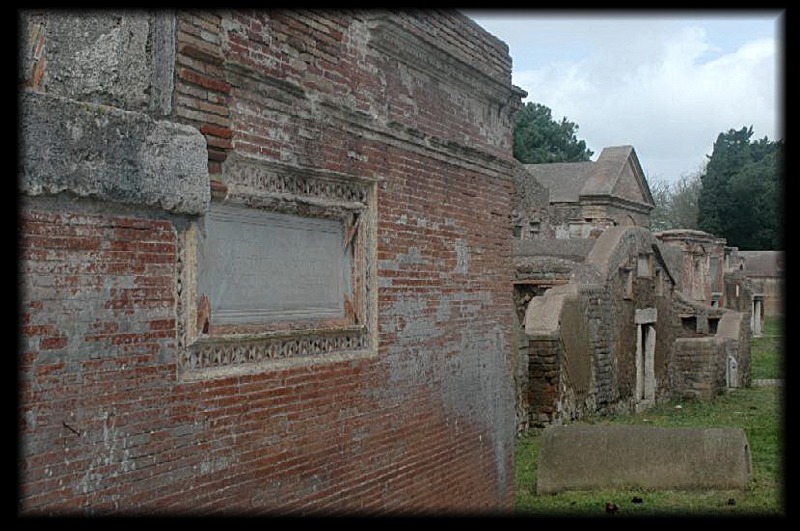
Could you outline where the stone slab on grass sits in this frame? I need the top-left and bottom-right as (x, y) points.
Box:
(536, 424), (752, 494)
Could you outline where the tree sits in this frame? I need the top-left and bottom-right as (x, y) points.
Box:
(697, 126), (783, 250)
(726, 148), (782, 249)
(648, 173), (701, 232)
(647, 175), (672, 232)
(669, 173), (702, 230)
(513, 102), (594, 164)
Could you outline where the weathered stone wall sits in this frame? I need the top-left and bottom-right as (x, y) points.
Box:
(19, 9), (523, 515)
(671, 338), (724, 400)
(724, 271), (753, 314)
(602, 204), (650, 227)
(750, 277), (784, 317)
(521, 227), (715, 426)
(512, 163), (551, 239)
(670, 309), (750, 399)
(545, 204), (583, 239)
(738, 251), (784, 318)
(655, 230), (727, 305)
(20, 11), (176, 117)
(20, 90), (208, 214)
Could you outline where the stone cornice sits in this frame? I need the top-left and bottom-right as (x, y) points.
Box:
(365, 14), (526, 109)
(577, 193), (655, 214)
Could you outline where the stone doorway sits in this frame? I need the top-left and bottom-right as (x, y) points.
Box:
(751, 294), (764, 337)
(634, 308), (657, 411)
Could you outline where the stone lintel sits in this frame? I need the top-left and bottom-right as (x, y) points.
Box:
(635, 307), (657, 324)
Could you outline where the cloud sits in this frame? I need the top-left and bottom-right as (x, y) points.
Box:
(501, 19), (780, 183)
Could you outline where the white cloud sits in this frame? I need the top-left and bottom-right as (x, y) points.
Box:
(513, 25), (777, 181)
(471, 13), (781, 184)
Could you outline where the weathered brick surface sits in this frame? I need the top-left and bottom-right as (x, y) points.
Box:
(175, 11), (231, 176)
(19, 10), (521, 515)
(19, 207), (179, 513)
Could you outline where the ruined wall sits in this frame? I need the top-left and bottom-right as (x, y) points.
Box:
(520, 226), (752, 426)
(522, 227), (689, 426)
(524, 337), (562, 427)
(512, 163), (551, 240)
(670, 292), (752, 396)
(19, 10), (523, 515)
(724, 272), (754, 314)
(545, 204), (583, 239)
(600, 204), (650, 228)
(582, 228), (679, 416)
(671, 338), (725, 400)
(726, 310), (752, 388)
(739, 251), (784, 318)
(655, 230), (727, 306)
(749, 277), (784, 317)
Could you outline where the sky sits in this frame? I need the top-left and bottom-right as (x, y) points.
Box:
(462, 9), (784, 187)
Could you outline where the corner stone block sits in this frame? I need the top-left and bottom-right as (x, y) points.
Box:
(19, 89), (209, 215)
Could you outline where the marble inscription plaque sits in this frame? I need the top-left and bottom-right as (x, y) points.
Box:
(197, 203), (350, 324)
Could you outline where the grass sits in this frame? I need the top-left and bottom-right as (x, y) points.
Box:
(514, 316), (785, 517)
(751, 316), (784, 380)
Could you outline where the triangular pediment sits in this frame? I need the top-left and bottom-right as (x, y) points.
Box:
(610, 156), (655, 207)
(580, 146), (654, 209)
(522, 146), (655, 211)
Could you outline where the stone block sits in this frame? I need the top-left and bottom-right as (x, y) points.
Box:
(20, 90), (208, 215)
(536, 424), (752, 494)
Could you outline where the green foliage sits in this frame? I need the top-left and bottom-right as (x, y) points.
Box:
(697, 126), (783, 249)
(513, 102), (594, 164)
(515, 317), (785, 516)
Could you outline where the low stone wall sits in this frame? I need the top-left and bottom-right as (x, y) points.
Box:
(671, 309), (749, 399)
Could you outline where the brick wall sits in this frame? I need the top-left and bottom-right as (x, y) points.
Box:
(671, 338), (723, 400)
(19, 10), (521, 515)
(20, 206), (180, 512)
(174, 12), (231, 176)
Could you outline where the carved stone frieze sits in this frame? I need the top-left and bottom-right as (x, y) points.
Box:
(223, 152), (371, 209)
(179, 326), (368, 377)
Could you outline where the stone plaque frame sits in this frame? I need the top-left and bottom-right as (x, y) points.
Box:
(177, 153), (378, 380)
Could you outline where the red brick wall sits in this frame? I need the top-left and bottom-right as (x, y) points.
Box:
(19, 209), (180, 512)
(174, 12), (231, 176)
(19, 10), (519, 515)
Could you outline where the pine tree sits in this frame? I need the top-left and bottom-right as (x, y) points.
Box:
(513, 102), (593, 164)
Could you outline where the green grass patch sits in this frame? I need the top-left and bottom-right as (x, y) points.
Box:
(751, 316), (784, 380)
(515, 316), (785, 517)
